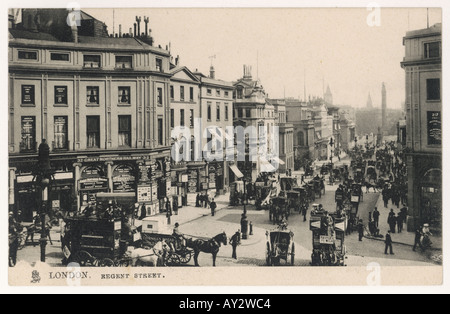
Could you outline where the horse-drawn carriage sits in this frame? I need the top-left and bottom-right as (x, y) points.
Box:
(320, 163), (333, 176)
(265, 225), (295, 266)
(65, 216), (130, 267)
(269, 197), (289, 224)
(310, 208), (346, 266)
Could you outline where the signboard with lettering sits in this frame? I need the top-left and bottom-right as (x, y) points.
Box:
(79, 178), (109, 191)
(137, 186), (152, 203)
(113, 165), (136, 192)
(427, 111), (441, 145)
(22, 85), (35, 104)
(55, 86), (68, 104)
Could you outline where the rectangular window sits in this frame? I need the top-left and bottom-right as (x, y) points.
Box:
(216, 89), (220, 97)
(246, 109), (251, 118)
(54, 86), (68, 105)
(207, 89), (212, 96)
(50, 52), (70, 62)
(115, 55), (133, 69)
(157, 88), (163, 106)
(118, 86), (131, 105)
(86, 116), (100, 148)
(158, 117), (164, 146)
(170, 109), (175, 128)
(427, 111), (441, 145)
(225, 104), (229, 121)
(87, 86), (100, 105)
(427, 79), (440, 101)
(238, 108), (243, 118)
(190, 87), (194, 102)
(22, 85), (35, 105)
(180, 86), (185, 101)
(118, 115), (132, 147)
(425, 42), (441, 59)
(207, 102), (212, 121)
(20, 116), (36, 152)
(224, 91), (229, 98)
(170, 86), (174, 100)
(180, 109), (185, 127)
(83, 55), (101, 68)
(156, 58), (163, 72)
(54, 116), (68, 150)
(190, 109), (194, 128)
(216, 103), (221, 121)
(237, 89), (243, 99)
(18, 50), (38, 60)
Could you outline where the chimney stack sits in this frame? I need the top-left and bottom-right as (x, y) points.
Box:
(119, 24), (122, 37)
(134, 23), (137, 37)
(210, 66), (215, 79)
(144, 16), (149, 37)
(136, 16), (141, 38)
(129, 28), (133, 37)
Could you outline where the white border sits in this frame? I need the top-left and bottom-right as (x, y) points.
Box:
(1, 0), (449, 295)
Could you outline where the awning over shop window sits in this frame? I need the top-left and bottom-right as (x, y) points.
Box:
(229, 165), (244, 179)
(260, 160), (277, 173)
(272, 157), (286, 165)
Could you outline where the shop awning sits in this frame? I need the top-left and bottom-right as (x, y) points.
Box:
(272, 157), (286, 165)
(260, 160), (277, 173)
(229, 165), (244, 179)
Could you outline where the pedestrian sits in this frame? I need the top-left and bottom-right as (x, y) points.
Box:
(173, 197), (179, 215)
(400, 206), (408, 224)
(196, 194), (201, 207)
(373, 207), (380, 228)
(396, 213), (403, 233)
(413, 226), (423, 252)
(388, 209), (396, 233)
(230, 230), (241, 259)
(210, 198), (217, 217)
(302, 205), (308, 222)
(166, 198), (172, 225)
(385, 231), (394, 255)
(357, 219), (364, 241)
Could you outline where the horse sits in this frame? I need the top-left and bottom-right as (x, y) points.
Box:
(128, 241), (170, 267)
(186, 232), (228, 267)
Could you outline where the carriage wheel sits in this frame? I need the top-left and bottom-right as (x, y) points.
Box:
(167, 253), (181, 266)
(266, 243), (272, 266)
(178, 250), (192, 264)
(100, 258), (115, 267)
(73, 251), (93, 267)
(291, 243), (296, 266)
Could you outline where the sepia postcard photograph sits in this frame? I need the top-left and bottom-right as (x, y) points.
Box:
(3, 1), (447, 291)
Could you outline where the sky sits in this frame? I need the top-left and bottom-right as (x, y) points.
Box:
(82, 8), (438, 109)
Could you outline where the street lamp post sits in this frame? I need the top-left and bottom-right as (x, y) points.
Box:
(33, 140), (54, 263)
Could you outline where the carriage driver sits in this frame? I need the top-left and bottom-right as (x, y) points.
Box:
(173, 223), (187, 250)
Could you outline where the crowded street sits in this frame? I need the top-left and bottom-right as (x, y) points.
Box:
(14, 143), (441, 268)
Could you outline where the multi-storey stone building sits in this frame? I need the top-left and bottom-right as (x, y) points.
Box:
(8, 9), (173, 221)
(401, 23), (442, 231)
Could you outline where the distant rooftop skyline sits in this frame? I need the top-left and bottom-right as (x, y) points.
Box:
(80, 8), (441, 109)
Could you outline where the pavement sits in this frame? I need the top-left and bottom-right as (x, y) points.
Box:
(364, 193), (443, 251)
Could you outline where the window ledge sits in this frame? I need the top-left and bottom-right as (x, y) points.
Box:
(54, 104), (69, 107)
(86, 104), (100, 107)
(20, 104), (36, 107)
(117, 103), (132, 107)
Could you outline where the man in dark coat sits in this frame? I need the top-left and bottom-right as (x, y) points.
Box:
(373, 207), (380, 228)
(388, 209), (396, 233)
(385, 231), (394, 255)
(210, 199), (217, 217)
(230, 230), (241, 259)
(413, 227), (423, 252)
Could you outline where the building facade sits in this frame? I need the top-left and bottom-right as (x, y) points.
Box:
(401, 23), (442, 231)
(233, 66), (277, 181)
(9, 9), (173, 221)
